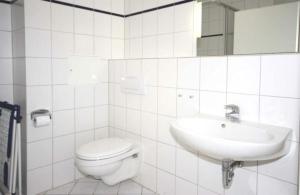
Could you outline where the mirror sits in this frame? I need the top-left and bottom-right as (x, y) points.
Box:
(197, 0), (300, 56)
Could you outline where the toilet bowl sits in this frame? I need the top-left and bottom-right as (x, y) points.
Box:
(75, 137), (141, 185)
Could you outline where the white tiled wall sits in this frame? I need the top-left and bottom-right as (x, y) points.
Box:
(108, 53), (300, 195)
(21, 0), (124, 194)
(0, 3), (13, 103)
(124, 0), (197, 58)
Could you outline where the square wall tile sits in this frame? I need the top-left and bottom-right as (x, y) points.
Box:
(139, 163), (157, 191)
(158, 7), (174, 34)
(113, 85), (126, 107)
(176, 148), (198, 184)
(175, 178), (197, 195)
(177, 58), (200, 89)
(0, 31), (12, 58)
(177, 89), (199, 117)
(258, 141), (298, 184)
(114, 106), (126, 130)
(53, 134), (75, 162)
(158, 87), (177, 117)
(141, 87), (157, 113)
(95, 127), (109, 139)
(95, 12), (111, 37)
(174, 2), (194, 32)
(127, 60), (142, 77)
(52, 32), (74, 58)
(0, 4), (12, 31)
(52, 59), (70, 85)
(158, 59), (177, 88)
(257, 174), (297, 195)
(260, 96), (300, 142)
(157, 34), (174, 58)
(53, 110), (75, 137)
(142, 11), (158, 36)
(26, 58), (51, 86)
(227, 55), (260, 95)
(95, 105), (109, 128)
(75, 34), (93, 56)
(157, 169), (175, 195)
(112, 39), (125, 59)
(0, 59), (13, 84)
(141, 112), (157, 140)
(199, 91), (226, 117)
(75, 107), (94, 132)
(198, 155), (223, 194)
(53, 85), (74, 111)
(75, 130), (94, 149)
(174, 31), (194, 57)
(25, 28), (51, 57)
(157, 115), (176, 145)
(142, 59), (158, 86)
(27, 139), (52, 170)
(157, 143), (176, 174)
(112, 16), (124, 39)
(75, 85), (94, 108)
(129, 38), (142, 58)
(109, 60), (126, 83)
(53, 159), (75, 187)
(129, 15), (142, 38)
(225, 169), (257, 195)
(27, 166), (52, 195)
(95, 37), (112, 59)
(142, 36), (157, 58)
(95, 83), (108, 106)
(200, 56), (227, 92)
(74, 8), (93, 35)
(0, 85), (13, 103)
(126, 109), (141, 135)
(142, 138), (157, 166)
(261, 54), (300, 98)
(198, 187), (219, 195)
(25, 0), (51, 29)
(52, 3), (74, 33)
(27, 86), (52, 114)
(126, 93), (141, 110)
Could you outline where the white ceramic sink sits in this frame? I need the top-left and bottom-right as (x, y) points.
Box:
(170, 114), (292, 161)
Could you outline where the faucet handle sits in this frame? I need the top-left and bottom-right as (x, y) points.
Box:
(224, 104), (239, 113)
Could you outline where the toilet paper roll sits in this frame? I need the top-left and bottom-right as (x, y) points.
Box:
(33, 115), (51, 127)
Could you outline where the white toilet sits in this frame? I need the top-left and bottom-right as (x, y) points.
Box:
(75, 137), (141, 185)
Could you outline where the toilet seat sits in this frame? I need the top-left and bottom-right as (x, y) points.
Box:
(76, 138), (133, 160)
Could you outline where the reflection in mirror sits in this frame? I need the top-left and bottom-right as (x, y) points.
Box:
(197, 0), (300, 56)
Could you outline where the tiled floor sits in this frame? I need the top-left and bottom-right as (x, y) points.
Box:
(41, 178), (157, 195)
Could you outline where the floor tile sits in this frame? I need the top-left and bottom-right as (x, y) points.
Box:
(70, 182), (98, 195)
(142, 188), (157, 195)
(94, 181), (119, 195)
(46, 183), (75, 195)
(118, 180), (142, 195)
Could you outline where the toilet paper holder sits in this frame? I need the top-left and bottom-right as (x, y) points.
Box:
(31, 109), (52, 121)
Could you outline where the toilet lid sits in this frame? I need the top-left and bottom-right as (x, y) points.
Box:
(76, 138), (133, 160)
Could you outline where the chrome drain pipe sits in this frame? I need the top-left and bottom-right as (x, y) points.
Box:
(222, 160), (243, 189)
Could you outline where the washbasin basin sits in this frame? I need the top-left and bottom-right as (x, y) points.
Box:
(170, 114), (292, 161)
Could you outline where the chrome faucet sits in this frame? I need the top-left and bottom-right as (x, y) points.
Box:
(224, 104), (240, 122)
